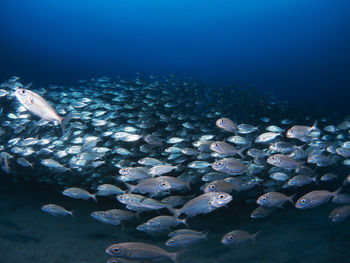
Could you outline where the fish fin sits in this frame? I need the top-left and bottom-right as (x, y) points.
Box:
(166, 205), (176, 217)
(125, 183), (135, 193)
(236, 147), (247, 159)
(333, 187), (342, 196)
(201, 230), (210, 240)
(171, 249), (187, 263)
(60, 113), (73, 135)
(251, 230), (262, 244)
(186, 181), (191, 191)
(180, 217), (189, 228)
(288, 193), (296, 204)
(172, 208), (181, 219)
(91, 194), (98, 203)
(311, 120), (318, 131)
(69, 210), (75, 218)
(135, 211), (141, 219)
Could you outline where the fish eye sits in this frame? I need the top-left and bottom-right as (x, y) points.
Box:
(217, 161), (222, 165)
(228, 235), (233, 240)
(20, 89), (25, 94)
(300, 199), (306, 204)
(219, 194), (225, 199)
(210, 185), (216, 189)
(113, 247), (120, 253)
(261, 196), (267, 201)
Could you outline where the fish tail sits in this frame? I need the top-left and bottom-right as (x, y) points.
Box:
(236, 146), (247, 159)
(60, 113), (73, 135)
(91, 194), (98, 203)
(172, 208), (181, 219)
(201, 230), (210, 240)
(180, 217), (189, 228)
(333, 186), (342, 196)
(288, 193), (296, 204)
(251, 230), (262, 244)
(186, 181), (191, 191)
(171, 249), (187, 263)
(125, 183), (134, 193)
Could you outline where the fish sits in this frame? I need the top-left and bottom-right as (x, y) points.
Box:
(212, 158), (247, 175)
(97, 184), (125, 196)
(166, 232), (208, 247)
(257, 192), (295, 208)
(105, 242), (183, 262)
(168, 229), (205, 237)
(286, 121), (318, 140)
(203, 180), (237, 193)
(125, 178), (171, 196)
(173, 192), (232, 218)
(295, 188), (342, 209)
(250, 206), (276, 219)
(145, 215), (188, 228)
(267, 154), (301, 170)
(329, 205), (350, 222)
(62, 187), (97, 202)
(15, 88), (70, 133)
(216, 118), (237, 133)
(210, 141), (245, 158)
(221, 229), (261, 246)
(41, 204), (73, 217)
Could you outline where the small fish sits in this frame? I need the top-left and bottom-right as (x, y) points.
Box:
(257, 192), (295, 208)
(216, 118), (237, 133)
(168, 229), (205, 237)
(267, 154), (301, 170)
(295, 188), (342, 209)
(221, 229), (261, 246)
(250, 206), (276, 219)
(149, 165), (177, 176)
(203, 180), (236, 193)
(173, 192), (232, 218)
(332, 193), (350, 204)
(210, 141), (245, 158)
(126, 178), (171, 196)
(105, 242), (182, 262)
(16, 157), (33, 168)
(63, 187), (97, 202)
(41, 204), (73, 217)
(145, 215), (187, 228)
(91, 211), (121, 226)
(41, 159), (70, 173)
(329, 205), (350, 222)
(286, 121), (318, 140)
(320, 173), (338, 182)
(286, 175), (317, 187)
(97, 184), (125, 196)
(212, 158), (247, 175)
(255, 132), (281, 144)
(166, 232), (208, 247)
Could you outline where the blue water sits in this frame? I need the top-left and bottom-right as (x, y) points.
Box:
(1, 0), (350, 111)
(1, 1), (350, 263)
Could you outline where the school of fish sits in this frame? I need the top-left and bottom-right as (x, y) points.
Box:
(0, 74), (349, 262)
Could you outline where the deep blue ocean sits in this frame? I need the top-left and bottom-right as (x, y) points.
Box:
(0, 1), (350, 263)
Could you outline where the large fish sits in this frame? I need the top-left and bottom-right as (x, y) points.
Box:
(15, 88), (69, 133)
